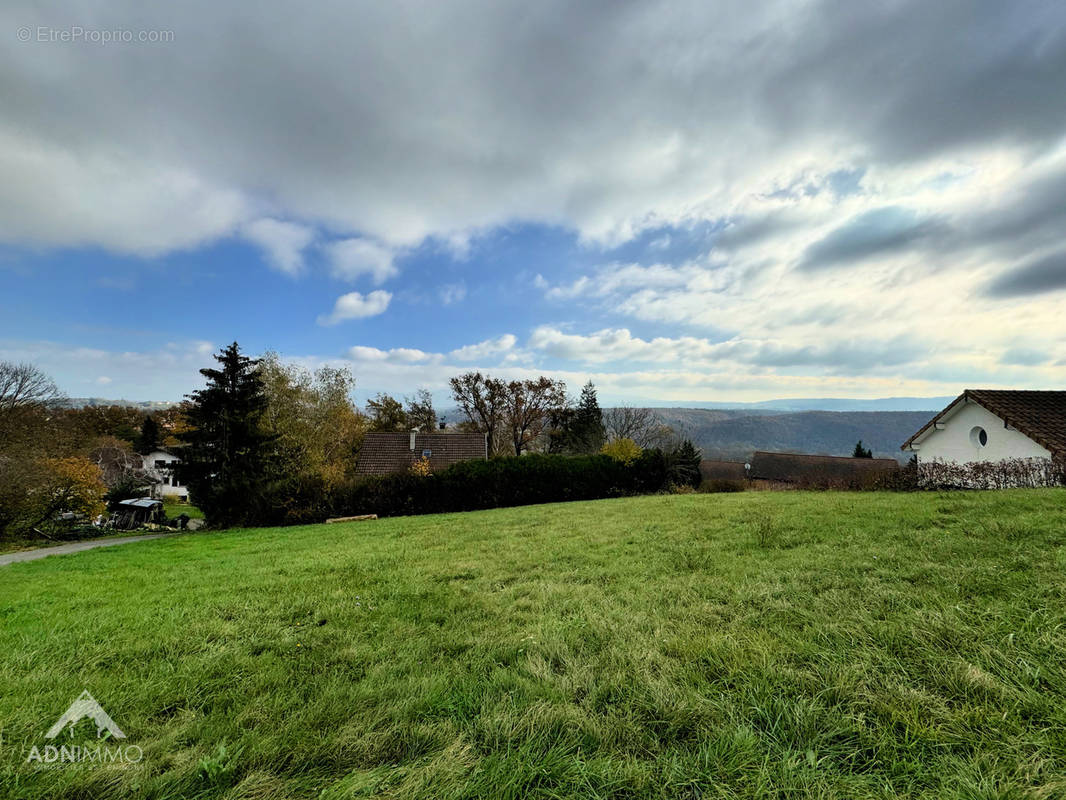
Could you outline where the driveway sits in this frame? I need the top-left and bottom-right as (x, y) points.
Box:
(0, 532), (186, 566)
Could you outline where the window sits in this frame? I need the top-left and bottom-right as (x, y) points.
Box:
(422, 449), (432, 458)
(155, 460), (166, 468)
(969, 426), (988, 447)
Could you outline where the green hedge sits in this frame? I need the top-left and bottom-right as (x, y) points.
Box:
(329, 451), (672, 519)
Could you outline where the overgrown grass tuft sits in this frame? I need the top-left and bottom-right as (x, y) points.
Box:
(2, 490), (1065, 798)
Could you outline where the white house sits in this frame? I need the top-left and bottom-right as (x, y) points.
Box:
(902, 390), (1065, 486)
(142, 449), (189, 502)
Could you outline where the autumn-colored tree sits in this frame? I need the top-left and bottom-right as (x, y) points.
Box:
(409, 455), (432, 477)
(9, 456), (109, 535)
(259, 352), (365, 487)
(366, 393), (407, 432)
(601, 437), (642, 465)
(155, 403), (193, 447)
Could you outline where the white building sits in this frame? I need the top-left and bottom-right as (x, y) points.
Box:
(902, 390), (1065, 486)
(142, 449), (189, 502)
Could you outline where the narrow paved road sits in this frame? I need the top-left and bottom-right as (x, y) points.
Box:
(0, 533), (186, 566)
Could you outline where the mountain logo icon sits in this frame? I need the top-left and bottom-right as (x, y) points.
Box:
(45, 690), (126, 739)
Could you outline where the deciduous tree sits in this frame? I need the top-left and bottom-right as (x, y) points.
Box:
(604, 405), (674, 449)
(503, 377), (568, 456)
(366, 393), (407, 432)
(404, 389), (438, 431)
(259, 352), (365, 487)
(450, 372), (508, 455)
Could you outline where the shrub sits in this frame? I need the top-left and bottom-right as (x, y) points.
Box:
(600, 438), (642, 465)
(329, 450), (674, 520)
(917, 457), (1064, 490)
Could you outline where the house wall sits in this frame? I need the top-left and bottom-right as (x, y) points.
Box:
(142, 450), (189, 500)
(915, 401), (1051, 464)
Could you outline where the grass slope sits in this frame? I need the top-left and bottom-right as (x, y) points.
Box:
(2, 491), (1065, 799)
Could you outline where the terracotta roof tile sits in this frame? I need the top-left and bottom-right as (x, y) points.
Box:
(748, 451), (899, 482)
(901, 390), (1066, 456)
(355, 432), (487, 475)
(699, 460), (748, 481)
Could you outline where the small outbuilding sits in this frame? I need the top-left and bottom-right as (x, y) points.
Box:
(111, 498), (166, 529)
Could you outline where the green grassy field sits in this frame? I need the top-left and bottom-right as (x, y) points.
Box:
(2, 490), (1065, 799)
(165, 503), (205, 520)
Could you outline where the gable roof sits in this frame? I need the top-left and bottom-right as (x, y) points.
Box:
(748, 451), (899, 483)
(699, 460), (748, 481)
(901, 390), (1066, 456)
(355, 432), (487, 475)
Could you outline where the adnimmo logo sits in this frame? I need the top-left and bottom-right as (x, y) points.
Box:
(24, 690), (142, 767)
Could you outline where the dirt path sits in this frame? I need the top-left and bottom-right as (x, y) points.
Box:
(0, 533), (186, 566)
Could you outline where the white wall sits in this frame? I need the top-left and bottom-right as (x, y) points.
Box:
(914, 400), (1051, 464)
(142, 450), (188, 500)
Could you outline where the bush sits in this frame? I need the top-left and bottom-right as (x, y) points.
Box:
(917, 457), (1064, 490)
(600, 438), (642, 465)
(328, 450), (674, 520)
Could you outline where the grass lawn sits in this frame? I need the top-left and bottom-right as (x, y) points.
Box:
(2, 490), (1065, 799)
(165, 503), (205, 520)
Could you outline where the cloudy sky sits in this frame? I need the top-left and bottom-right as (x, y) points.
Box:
(2, 0), (1065, 405)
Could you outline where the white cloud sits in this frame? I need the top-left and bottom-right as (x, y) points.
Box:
(0, 339), (215, 400)
(347, 345), (437, 364)
(1, 1), (1061, 257)
(318, 290), (392, 325)
(325, 238), (398, 284)
(4, 2), (1066, 397)
(242, 218), (314, 277)
(448, 334), (517, 361)
(439, 283), (467, 305)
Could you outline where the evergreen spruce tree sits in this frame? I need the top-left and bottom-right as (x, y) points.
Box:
(136, 415), (161, 454)
(852, 440), (873, 458)
(669, 439), (703, 488)
(552, 381), (606, 454)
(572, 380), (607, 453)
(175, 342), (276, 526)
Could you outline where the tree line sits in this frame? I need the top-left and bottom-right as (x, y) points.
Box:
(0, 343), (696, 535)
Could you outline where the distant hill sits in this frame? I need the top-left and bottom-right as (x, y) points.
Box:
(59, 397), (178, 410)
(652, 408), (935, 462)
(654, 396), (953, 412)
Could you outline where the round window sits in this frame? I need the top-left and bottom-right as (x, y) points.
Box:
(969, 426), (988, 447)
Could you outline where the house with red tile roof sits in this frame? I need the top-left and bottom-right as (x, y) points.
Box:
(901, 390), (1066, 475)
(356, 431), (487, 475)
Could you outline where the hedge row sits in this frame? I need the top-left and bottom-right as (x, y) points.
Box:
(210, 451), (679, 528)
(328, 451), (674, 520)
